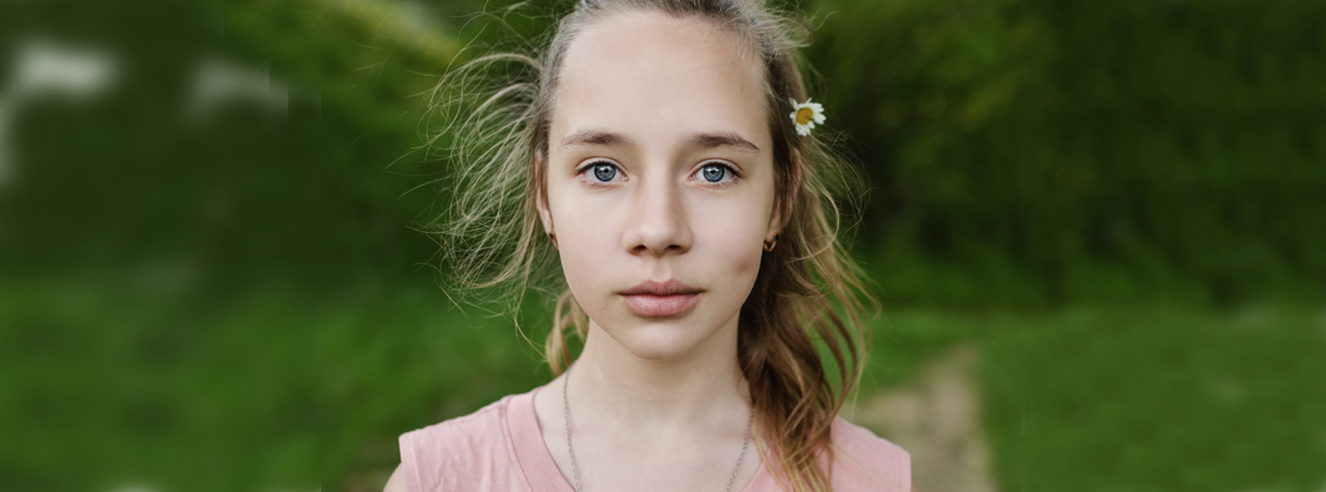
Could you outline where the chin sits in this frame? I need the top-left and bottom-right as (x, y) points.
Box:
(613, 321), (713, 361)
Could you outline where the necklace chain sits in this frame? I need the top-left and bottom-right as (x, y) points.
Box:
(562, 365), (755, 492)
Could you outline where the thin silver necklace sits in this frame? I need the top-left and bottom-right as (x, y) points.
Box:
(562, 364), (755, 492)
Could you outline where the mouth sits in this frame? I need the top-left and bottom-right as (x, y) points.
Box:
(617, 279), (704, 318)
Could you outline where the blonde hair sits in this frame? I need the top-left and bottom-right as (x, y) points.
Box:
(426, 1), (875, 490)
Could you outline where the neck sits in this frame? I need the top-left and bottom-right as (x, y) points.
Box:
(568, 317), (750, 432)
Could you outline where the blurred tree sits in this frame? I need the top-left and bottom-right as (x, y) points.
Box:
(807, 0), (1326, 305)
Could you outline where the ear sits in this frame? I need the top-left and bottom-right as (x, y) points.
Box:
(535, 153), (555, 235)
(765, 151), (802, 243)
(538, 197), (554, 235)
(765, 201), (782, 244)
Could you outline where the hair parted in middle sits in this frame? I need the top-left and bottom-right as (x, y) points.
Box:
(426, 1), (876, 491)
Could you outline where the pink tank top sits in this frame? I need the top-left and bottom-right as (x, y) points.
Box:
(398, 386), (911, 491)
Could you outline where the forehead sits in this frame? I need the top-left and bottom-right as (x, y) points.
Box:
(551, 11), (769, 151)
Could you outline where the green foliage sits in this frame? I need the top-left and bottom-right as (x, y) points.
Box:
(214, 0), (466, 139)
(808, 0), (1326, 305)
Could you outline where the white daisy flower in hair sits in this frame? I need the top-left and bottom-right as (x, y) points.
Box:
(789, 97), (826, 136)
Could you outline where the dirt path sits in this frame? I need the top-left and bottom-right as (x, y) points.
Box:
(841, 342), (997, 492)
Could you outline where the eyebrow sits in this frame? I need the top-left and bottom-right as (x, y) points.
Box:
(559, 129), (761, 153)
(560, 130), (635, 149)
(688, 131), (760, 153)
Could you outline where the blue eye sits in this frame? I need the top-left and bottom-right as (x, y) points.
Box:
(700, 163), (730, 183)
(591, 162), (618, 182)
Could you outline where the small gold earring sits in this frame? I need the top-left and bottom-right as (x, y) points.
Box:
(548, 232), (558, 249)
(763, 233), (779, 252)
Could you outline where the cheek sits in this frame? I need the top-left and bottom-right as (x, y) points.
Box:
(696, 202), (768, 278)
(547, 189), (622, 309)
(559, 236), (609, 297)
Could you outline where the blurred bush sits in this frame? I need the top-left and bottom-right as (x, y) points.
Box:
(809, 0), (1325, 305)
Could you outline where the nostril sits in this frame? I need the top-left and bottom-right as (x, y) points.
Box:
(621, 180), (694, 255)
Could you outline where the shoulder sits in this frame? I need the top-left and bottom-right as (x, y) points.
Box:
(395, 393), (528, 492)
(827, 417), (912, 491)
(400, 394), (514, 457)
(384, 464), (408, 492)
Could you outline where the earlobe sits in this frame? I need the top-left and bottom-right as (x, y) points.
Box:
(537, 192), (558, 250)
(537, 199), (553, 236)
(534, 153), (554, 236)
(764, 150), (802, 248)
(765, 209), (782, 247)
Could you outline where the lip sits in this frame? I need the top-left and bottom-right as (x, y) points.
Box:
(617, 279), (704, 318)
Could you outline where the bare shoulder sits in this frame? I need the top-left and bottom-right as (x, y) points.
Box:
(383, 463), (408, 492)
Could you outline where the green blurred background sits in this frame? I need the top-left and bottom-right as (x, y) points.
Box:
(1, 0), (1322, 491)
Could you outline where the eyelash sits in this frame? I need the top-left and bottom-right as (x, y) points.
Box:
(694, 161), (741, 187)
(576, 160), (742, 188)
(578, 160), (624, 186)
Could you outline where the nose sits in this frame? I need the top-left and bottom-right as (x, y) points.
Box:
(622, 171), (693, 256)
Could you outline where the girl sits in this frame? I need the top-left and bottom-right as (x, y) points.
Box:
(387, 0), (911, 491)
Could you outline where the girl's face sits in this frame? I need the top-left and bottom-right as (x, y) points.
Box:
(539, 11), (779, 362)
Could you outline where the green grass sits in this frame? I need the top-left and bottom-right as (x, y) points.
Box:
(865, 304), (1326, 491)
(980, 305), (1326, 491)
(0, 274), (550, 492)
(2, 275), (1322, 492)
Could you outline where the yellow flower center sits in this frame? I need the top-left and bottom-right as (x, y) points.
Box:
(795, 107), (815, 125)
